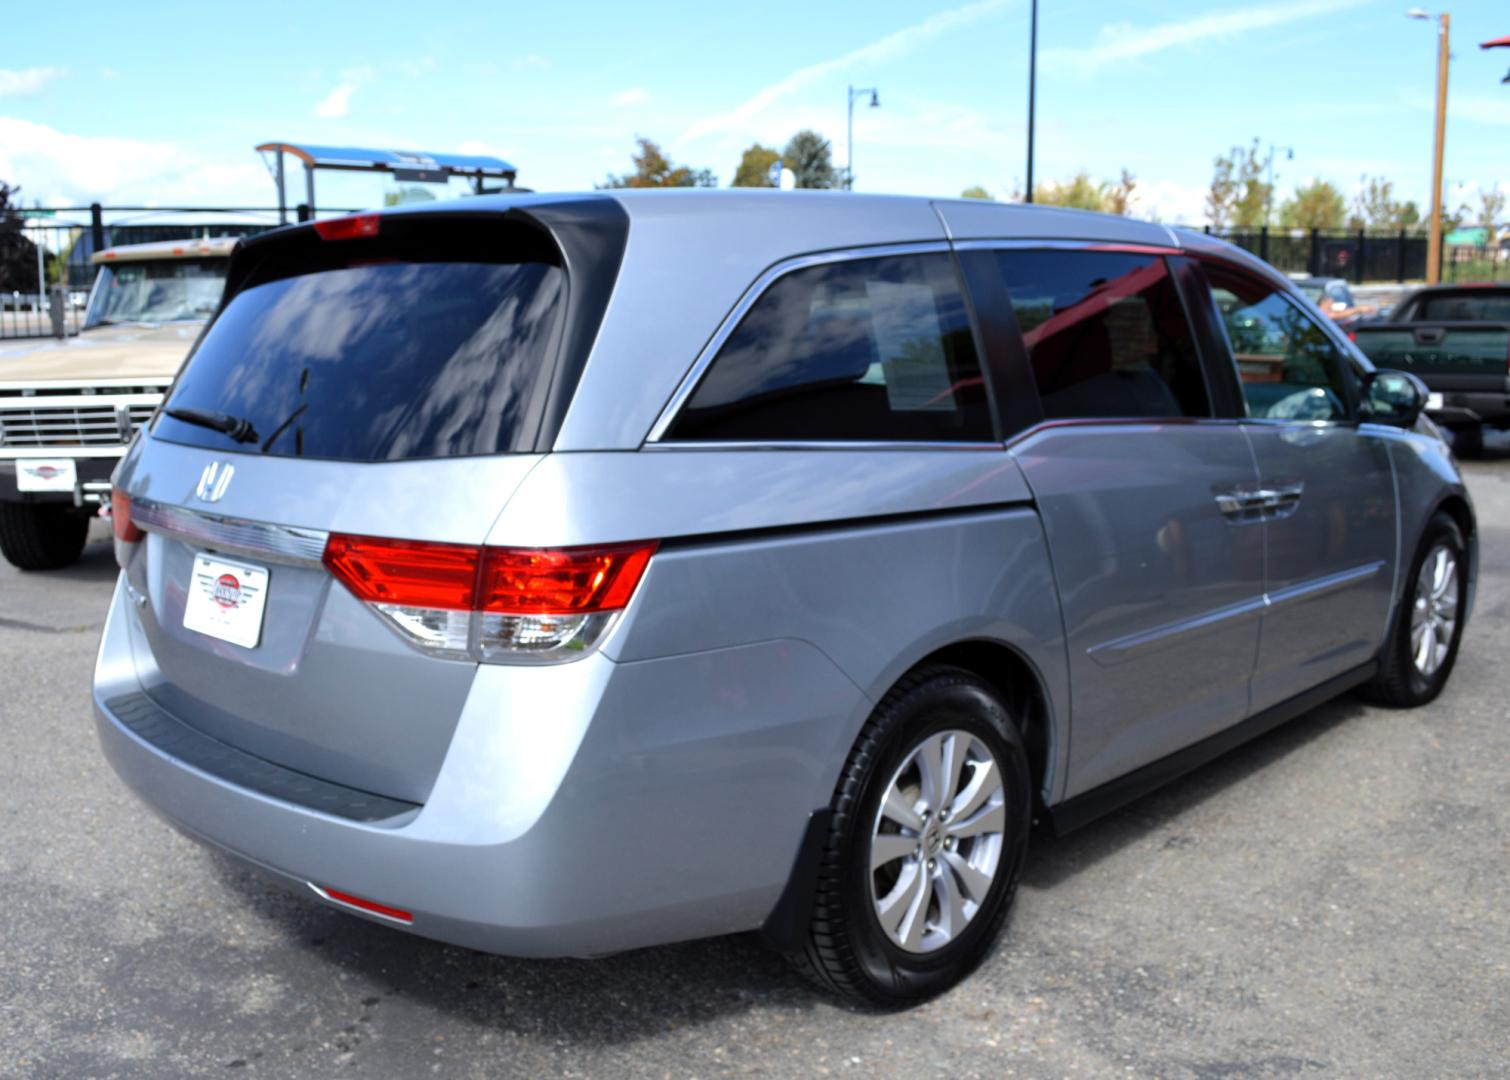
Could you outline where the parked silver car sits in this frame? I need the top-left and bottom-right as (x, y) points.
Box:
(94, 192), (1476, 1005)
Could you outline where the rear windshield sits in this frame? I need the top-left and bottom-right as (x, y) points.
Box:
(1416, 291), (1510, 322)
(155, 228), (565, 462)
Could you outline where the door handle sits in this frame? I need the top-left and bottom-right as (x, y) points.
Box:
(1215, 483), (1304, 522)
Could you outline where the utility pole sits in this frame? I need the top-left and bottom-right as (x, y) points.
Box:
(1025, 0), (1038, 203)
(1410, 9), (1452, 283)
(1428, 12), (1451, 284)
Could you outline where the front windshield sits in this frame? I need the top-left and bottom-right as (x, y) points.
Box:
(85, 258), (228, 328)
(1298, 283), (1325, 303)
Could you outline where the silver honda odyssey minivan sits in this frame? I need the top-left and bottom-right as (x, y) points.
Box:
(94, 191), (1476, 1005)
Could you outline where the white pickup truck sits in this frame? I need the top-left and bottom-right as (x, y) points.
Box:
(0, 238), (235, 569)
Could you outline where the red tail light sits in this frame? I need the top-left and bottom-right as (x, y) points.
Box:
(322, 535), (479, 609)
(322, 534), (658, 662)
(313, 213), (381, 241)
(110, 488), (144, 543)
(478, 543), (658, 614)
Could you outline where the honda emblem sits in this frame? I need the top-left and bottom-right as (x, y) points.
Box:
(195, 461), (234, 503)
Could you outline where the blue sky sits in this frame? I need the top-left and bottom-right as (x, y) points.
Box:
(3, 0), (1508, 223)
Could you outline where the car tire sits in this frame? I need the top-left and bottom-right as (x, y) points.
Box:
(1360, 512), (1468, 708)
(790, 664), (1031, 1007)
(1451, 425), (1484, 459)
(0, 501), (90, 571)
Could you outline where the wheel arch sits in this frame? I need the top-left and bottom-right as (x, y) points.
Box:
(906, 638), (1059, 812)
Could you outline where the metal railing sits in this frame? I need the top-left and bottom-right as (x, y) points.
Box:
(1204, 224), (1506, 284)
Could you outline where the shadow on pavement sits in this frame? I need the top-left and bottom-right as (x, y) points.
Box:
(1022, 694), (1368, 888)
(204, 851), (821, 1043)
(201, 692), (1369, 1033)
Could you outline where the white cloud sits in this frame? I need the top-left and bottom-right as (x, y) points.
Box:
(1044, 0), (1373, 76)
(675, 0), (1012, 147)
(314, 83), (356, 119)
(0, 67), (66, 98)
(0, 117), (269, 205)
(610, 87), (650, 109)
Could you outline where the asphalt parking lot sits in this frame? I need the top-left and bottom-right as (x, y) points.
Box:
(2, 452), (1507, 1080)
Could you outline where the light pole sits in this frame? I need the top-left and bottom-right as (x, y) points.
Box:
(1265, 145), (1294, 227)
(1409, 7), (1451, 284)
(1025, 0), (1038, 203)
(846, 85), (880, 191)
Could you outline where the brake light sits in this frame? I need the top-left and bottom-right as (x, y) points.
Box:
(110, 488), (144, 543)
(313, 213), (381, 241)
(322, 534), (657, 663)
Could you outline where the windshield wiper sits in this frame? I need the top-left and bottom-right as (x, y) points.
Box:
(164, 407), (259, 445)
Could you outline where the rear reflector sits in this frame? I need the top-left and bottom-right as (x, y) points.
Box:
(311, 884), (413, 924)
(322, 534), (658, 663)
(313, 213), (381, 242)
(110, 488), (144, 543)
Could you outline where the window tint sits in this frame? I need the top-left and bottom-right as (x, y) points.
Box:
(994, 250), (1210, 420)
(1417, 291), (1510, 321)
(157, 258), (565, 462)
(1205, 268), (1352, 421)
(667, 253), (992, 442)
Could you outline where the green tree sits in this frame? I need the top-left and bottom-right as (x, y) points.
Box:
(1350, 175), (1420, 229)
(599, 138), (717, 189)
(1105, 169), (1137, 216)
(1034, 171), (1110, 212)
(1476, 185), (1506, 248)
(731, 143), (780, 188)
(0, 181), (40, 294)
(960, 185), (994, 200)
(383, 185), (438, 206)
(1279, 179), (1348, 230)
(1207, 140), (1270, 229)
(782, 130), (836, 189)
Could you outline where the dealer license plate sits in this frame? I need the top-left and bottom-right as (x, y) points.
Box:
(182, 553), (270, 649)
(15, 458), (77, 493)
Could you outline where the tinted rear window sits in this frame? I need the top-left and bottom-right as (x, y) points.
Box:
(1417, 291), (1510, 321)
(156, 228), (564, 462)
(996, 250), (1210, 420)
(667, 253), (993, 442)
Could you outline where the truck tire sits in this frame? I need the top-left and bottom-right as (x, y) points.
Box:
(0, 502), (90, 571)
(1451, 425), (1484, 459)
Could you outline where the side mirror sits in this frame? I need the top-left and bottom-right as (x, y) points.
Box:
(1362, 369), (1428, 428)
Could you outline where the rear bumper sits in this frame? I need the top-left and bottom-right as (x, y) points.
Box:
(1421, 379), (1510, 427)
(93, 575), (861, 957)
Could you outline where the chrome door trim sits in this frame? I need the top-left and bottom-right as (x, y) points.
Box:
(643, 241), (954, 445)
(1088, 594), (1268, 667)
(1266, 561), (1387, 610)
(129, 496), (328, 567)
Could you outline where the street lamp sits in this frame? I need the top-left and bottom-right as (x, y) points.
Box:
(1025, 0), (1038, 203)
(1409, 7), (1451, 284)
(1265, 145), (1294, 227)
(846, 85), (880, 191)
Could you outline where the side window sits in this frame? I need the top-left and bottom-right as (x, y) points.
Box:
(667, 253), (992, 442)
(994, 249), (1210, 421)
(1205, 267), (1353, 422)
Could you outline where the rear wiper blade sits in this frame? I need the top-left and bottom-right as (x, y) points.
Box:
(164, 407), (259, 445)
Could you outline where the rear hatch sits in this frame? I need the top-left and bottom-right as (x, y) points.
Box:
(113, 201), (627, 804)
(1352, 322), (1510, 381)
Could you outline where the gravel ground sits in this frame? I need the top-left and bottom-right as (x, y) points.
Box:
(2, 451), (1507, 1079)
